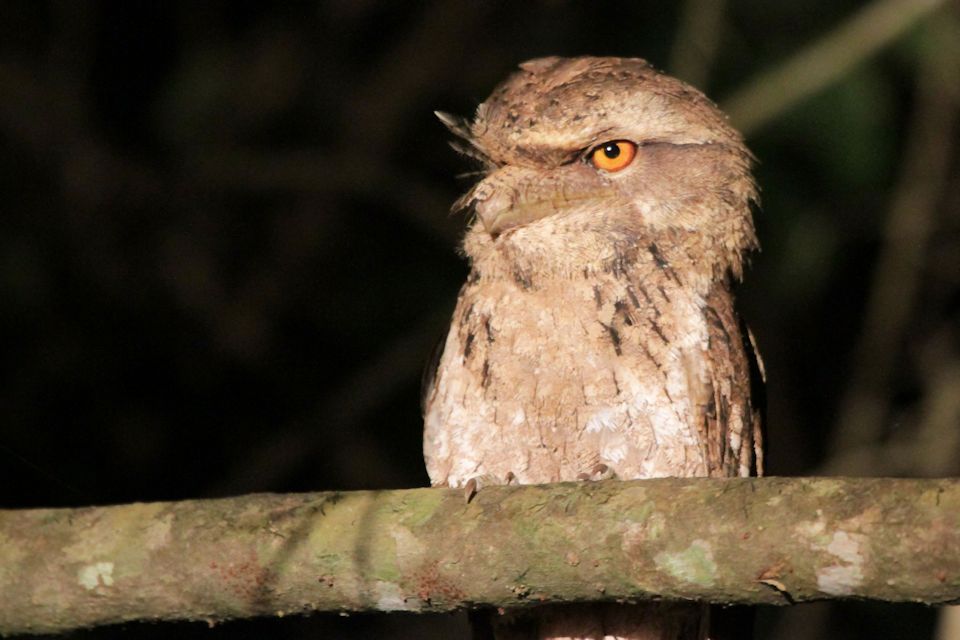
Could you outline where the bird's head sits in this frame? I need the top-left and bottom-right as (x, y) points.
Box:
(439, 56), (758, 283)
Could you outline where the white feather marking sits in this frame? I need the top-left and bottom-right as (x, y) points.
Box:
(585, 407), (619, 433)
(601, 438), (628, 464)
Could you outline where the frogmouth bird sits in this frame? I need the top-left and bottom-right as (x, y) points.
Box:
(423, 56), (764, 640)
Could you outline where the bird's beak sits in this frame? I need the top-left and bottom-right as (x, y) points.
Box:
(459, 167), (563, 238)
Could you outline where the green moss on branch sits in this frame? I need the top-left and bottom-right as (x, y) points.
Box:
(1, 477), (958, 635)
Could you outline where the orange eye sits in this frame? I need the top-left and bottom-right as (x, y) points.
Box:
(590, 140), (637, 172)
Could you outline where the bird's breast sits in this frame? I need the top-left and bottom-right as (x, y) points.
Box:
(423, 273), (715, 487)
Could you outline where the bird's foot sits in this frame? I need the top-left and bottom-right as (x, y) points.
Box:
(577, 463), (617, 482)
(463, 471), (518, 503)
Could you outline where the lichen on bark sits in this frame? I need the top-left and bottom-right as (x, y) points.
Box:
(0, 477), (958, 635)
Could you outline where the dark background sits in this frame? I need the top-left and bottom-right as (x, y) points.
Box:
(2, 1), (958, 638)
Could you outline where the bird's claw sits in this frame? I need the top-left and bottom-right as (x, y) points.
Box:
(463, 472), (518, 503)
(577, 463), (617, 482)
(464, 477), (481, 503)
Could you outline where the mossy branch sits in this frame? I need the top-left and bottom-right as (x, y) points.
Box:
(1, 477), (958, 635)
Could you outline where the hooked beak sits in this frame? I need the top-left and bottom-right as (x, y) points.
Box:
(457, 167), (566, 238)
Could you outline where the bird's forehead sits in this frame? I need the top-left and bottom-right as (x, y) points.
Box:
(470, 56), (738, 165)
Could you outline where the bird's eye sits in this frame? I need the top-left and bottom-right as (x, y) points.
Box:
(590, 140), (637, 173)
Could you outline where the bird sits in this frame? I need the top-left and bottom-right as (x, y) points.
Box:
(422, 56), (764, 640)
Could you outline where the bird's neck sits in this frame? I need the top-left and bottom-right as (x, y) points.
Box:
(463, 222), (723, 298)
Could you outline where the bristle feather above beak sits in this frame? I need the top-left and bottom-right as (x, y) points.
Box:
(449, 141), (494, 169)
(434, 110), (473, 140)
(435, 110), (495, 169)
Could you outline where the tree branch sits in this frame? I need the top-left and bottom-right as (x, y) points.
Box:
(1, 477), (958, 635)
(668, 0), (727, 89)
(722, 0), (948, 135)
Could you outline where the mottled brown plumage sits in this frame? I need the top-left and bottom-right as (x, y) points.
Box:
(423, 56), (764, 640)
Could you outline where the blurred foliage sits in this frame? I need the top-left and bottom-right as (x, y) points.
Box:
(0, 1), (957, 638)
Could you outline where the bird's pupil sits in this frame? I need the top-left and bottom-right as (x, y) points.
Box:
(603, 144), (620, 159)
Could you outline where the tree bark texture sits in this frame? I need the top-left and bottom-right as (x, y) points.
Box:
(1, 477), (958, 635)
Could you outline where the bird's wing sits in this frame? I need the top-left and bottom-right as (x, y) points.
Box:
(694, 280), (764, 478)
(420, 323), (448, 418)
